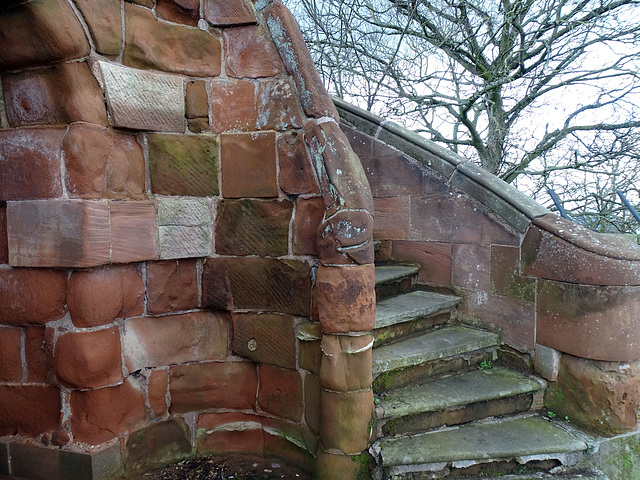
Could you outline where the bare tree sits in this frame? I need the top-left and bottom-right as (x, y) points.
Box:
(287, 0), (640, 231)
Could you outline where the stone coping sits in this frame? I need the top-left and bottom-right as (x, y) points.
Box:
(333, 97), (640, 262)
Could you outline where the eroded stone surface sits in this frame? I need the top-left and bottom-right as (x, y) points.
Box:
(0, 0), (90, 70)
(147, 259), (199, 314)
(0, 326), (22, 382)
(315, 264), (375, 333)
(320, 334), (373, 392)
(97, 61), (185, 132)
(156, 0), (200, 26)
(203, 0), (257, 26)
(258, 365), (303, 422)
(126, 418), (192, 475)
(67, 264), (144, 328)
(4, 62), (108, 127)
(54, 327), (123, 389)
(0, 267), (67, 325)
(292, 197), (324, 256)
(0, 127), (65, 201)
(277, 131), (320, 196)
(0, 385), (61, 437)
(220, 132), (277, 198)
(123, 311), (228, 371)
(196, 412), (263, 456)
(73, 0), (122, 56)
(124, 3), (221, 76)
(320, 389), (374, 454)
(224, 25), (284, 78)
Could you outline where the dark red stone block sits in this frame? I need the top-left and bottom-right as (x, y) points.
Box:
(147, 259), (199, 314)
(148, 370), (169, 417)
(202, 257), (311, 316)
(185, 79), (209, 119)
(0, 267), (67, 325)
(361, 153), (423, 196)
(391, 240), (452, 286)
(63, 124), (145, 200)
(211, 79), (256, 133)
(373, 197), (409, 240)
(25, 326), (50, 383)
(317, 209), (374, 265)
(277, 131), (320, 195)
(0, 206), (7, 264)
(169, 361), (257, 412)
(54, 327), (123, 389)
(126, 418), (191, 476)
(255, 79), (303, 130)
(203, 0), (256, 26)
(292, 197), (324, 256)
(70, 379), (146, 445)
(0, 326), (22, 382)
(451, 243), (491, 291)
(156, 0), (200, 26)
(67, 264), (144, 328)
(4, 62), (108, 127)
(0, 0), (90, 70)
(110, 201), (159, 264)
(215, 199), (292, 256)
(73, 0), (122, 56)
(232, 313), (296, 369)
(220, 132), (277, 198)
(258, 365), (302, 421)
(196, 412), (263, 456)
(0, 385), (60, 437)
(0, 128), (65, 201)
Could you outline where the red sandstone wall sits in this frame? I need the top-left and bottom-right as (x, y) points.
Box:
(0, 0), (373, 476)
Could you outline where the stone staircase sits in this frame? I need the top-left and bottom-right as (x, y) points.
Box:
(369, 265), (600, 480)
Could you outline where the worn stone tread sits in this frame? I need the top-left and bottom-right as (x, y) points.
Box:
(377, 367), (543, 420)
(377, 416), (588, 467)
(375, 265), (420, 286)
(375, 290), (460, 330)
(372, 325), (500, 376)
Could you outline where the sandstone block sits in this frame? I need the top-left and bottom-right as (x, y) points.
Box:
(255, 79), (303, 130)
(0, 0), (90, 70)
(0, 206), (7, 264)
(360, 152), (423, 196)
(169, 361), (257, 412)
(451, 243), (491, 291)
(258, 365), (303, 422)
(25, 326), (50, 383)
(185, 80), (209, 119)
(67, 264), (144, 328)
(196, 412), (263, 456)
(156, 0), (200, 26)
(157, 197), (212, 226)
(73, 0), (122, 56)
(316, 264), (375, 333)
(373, 197), (409, 240)
(4, 62), (108, 127)
(305, 122), (374, 214)
(261, 417), (317, 471)
(534, 344), (562, 382)
(211, 79), (256, 133)
(277, 132), (320, 196)
(203, 0), (257, 26)
(124, 3), (221, 76)
(320, 334), (373, 392)
(149, 134), (219, 196)
(215, 199), (292, 256)
(159, 225), (212, 259)
(0, 127), (65, 201)
(126, 418), (191, 476)
(148, 370), (169, 417)
(202, 257), (311, 316)
(54, 326), (123, 389)
(545, 354), (640, 436)
(224, 25), (284, 78)
(147, 259), (199, 314)
(63, 124), (145, 200)
(317, 209), (374, 265)
(232, 313), (296, 369)
(0, 385), (61, 437)
(315, 450), (372, 480)
(265, 4), (338, 119)
(70, 379), (146, 445)
(292, 197), (324, 256)
(304, 373), (321, 433)
(536, 280), (640, 362)
(0, 326), (23, 382)
(0, 267), (67, 325)
(490, 245), (535, 302)
(7, 200), (110, 268)
(110, 201), (159, 264)
(391, 240), (452, 286)
(188, 117), (211, 133)
(299, 338), (322, 377)
(320, 389), (374, 454)
(124, 311), (228, 371)
(220, 132), (277, 198)
(97, 61), (185, 132)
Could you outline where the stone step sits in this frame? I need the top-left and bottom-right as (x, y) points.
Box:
(376, 366), (544, 436)
(374, 415), (588, 479)
(372, 325), (500, 392)
(374, 290), (459, 347)
(374, 265), (419, 301)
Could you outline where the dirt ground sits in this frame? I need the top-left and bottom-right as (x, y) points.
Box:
(132, 455), (312, 480)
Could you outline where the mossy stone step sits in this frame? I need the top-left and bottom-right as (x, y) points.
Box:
(372, 325), (500, 377)
(375, 265), (420, 285)
(375, 290), (459, 330)
(376, 366), (544, 435)
(374, 265), (420, 301)
(376, 416), (588, 474)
